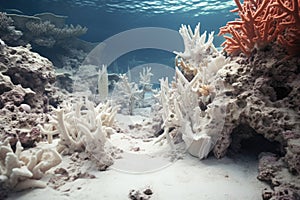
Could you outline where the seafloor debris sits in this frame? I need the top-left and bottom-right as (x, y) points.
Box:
(128, 186), (153, 200)
(48, 153), (96, 190)
(0, 138), (61, 194)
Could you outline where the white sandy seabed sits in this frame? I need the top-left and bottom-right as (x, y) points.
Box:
(8, 113), (268, 200)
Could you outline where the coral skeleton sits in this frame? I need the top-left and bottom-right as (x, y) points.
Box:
(155, 24), (229, 159)
(0, 138), (61, 191)
(113, 74), (141, 115)
(113, 66), (155, 115)
(39, 98), (119, 170)
(174, 23), (220, 79)
(98, 65), (109, 101)
(157, 68), (227, 159)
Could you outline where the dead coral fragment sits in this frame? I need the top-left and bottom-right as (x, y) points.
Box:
(39, 98), (119, 170)
(0, 138), (61, 192)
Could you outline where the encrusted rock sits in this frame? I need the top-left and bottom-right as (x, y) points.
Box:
(0, 44), (59, 147)
(257, 152), (300, 199)
(213, 46), (300, 198)
(285, 137), (300, 174)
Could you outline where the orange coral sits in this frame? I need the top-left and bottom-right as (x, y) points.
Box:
(219, 0), (300, 56)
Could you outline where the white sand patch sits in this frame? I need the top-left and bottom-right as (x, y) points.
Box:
(8, 154), (266, 200)
(7, 112), (268, 200)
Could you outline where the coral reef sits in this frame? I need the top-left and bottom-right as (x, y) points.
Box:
(0, 12), (94, 70)
(0, 12), (22, 43)
(156, 24), (230, 159)
(0, 40), (59, 147)
(215, 1), (300, 197)
(213, 46), (300, 197)
(39, 98), (119, 170)
(6, 12), (87, 48)
(258, 153), (300, 200)
(219, 0), (300, 56)
(113, 67), (155, 115)
(0, 138), (61, 195)
(159, 20), (299, 196)
(213, 46), (300, 157)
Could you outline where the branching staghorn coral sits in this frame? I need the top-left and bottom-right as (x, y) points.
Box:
(39, 98), (119, 170)
(7, 12), (87, 48)
(113, 66), (155, 115)
(0, 138), (61, 192)
(156, 24), (229, 159)
(156, 68), (227, 159)
(138, 66), (155, 102)
(174, 23), (221, 80)
(219, 0), (300, 56)
(113, 74), (142, 115)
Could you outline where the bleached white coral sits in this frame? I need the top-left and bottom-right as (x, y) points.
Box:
(139, 66), (153, 86)
(0, 138), (61, 191)
(39, 98), (119, 170)
(113, 66), (156, 115)
(113, 73), (143, 115)
(98, 65), (108, 101)
(157, 68), (226, 159)
(156, 23), (230, 159)
(174, 23), (229, 85)
(174, 23), (217, 61)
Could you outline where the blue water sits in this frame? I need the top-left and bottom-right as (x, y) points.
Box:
(1, 0), (236, 43)
(1, 0), (237, 74)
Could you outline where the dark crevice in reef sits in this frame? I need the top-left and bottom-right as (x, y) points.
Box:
(270, 82), (292, 101)
(228, 124), (282, 158)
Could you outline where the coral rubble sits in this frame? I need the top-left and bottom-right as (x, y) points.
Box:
(0, 138), (61, 195)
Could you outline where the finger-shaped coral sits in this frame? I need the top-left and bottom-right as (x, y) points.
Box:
(40, 98), (119, 170)
(0, 138), (61, 192)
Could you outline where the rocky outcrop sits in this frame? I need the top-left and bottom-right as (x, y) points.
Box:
(258, 152), (300, 200)
(213, 46), (300, 198)
(0, 41), (60, 147)
(0, 12), (94, 70)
